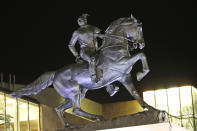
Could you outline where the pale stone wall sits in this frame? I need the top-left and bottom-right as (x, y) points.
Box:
(40, 104), (64, 131)
(32, 88), (64, 108)
(102, 100), (143, 119)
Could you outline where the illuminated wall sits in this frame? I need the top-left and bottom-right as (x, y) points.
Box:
(0, 92), (40, 131)
(102, 100), (143, 119)
(64, 98), (143, 124)
(143, 86), (197, 131)
(65, 98), (102, 125)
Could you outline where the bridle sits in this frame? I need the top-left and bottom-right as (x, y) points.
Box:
(98, 33), (139, 51)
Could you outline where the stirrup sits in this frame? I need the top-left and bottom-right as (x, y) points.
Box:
(109, 86), (119, 96)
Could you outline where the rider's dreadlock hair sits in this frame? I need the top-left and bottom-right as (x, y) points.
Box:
(78, 13), (89, 21)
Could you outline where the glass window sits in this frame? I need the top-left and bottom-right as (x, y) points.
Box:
(182, 117), (194, 131)
(29, 102), (40, 131)
(167, 88), (181, 116)
(155, 89), (168, 112)
(192, 86), (197, 130)
(195, 119), (197, 129)
(0, 92), (5, 131)
(143, 91), (156, 108)
(0, 92), (40, 131)
(180, 86), (193, 116)
(166, 88), (182, 126)
(5, 95), (17, 131)
(143, 86), (197, 130)
(19, 99), (29, 131)
(192, 86), (197, 115)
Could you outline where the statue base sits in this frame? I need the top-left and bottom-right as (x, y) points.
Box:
(57, 109), (168, 131)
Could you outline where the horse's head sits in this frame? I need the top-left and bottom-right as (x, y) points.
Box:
(120, 16), (145, 50)
(104, 15), (145, 50)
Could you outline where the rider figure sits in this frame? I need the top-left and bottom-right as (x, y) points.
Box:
(68, 14), (101, 83)
(68, 13), (119, 96)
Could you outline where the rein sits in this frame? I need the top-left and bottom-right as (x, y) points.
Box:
(98, 33), (137, 51)
(105, 33), (135, 43)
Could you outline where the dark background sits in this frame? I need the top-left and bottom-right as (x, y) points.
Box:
(2, 1), (196, 103)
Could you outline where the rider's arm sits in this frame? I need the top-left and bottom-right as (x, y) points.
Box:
(94, 27), (104, 39)
(94, 27), (104, 50)
(68, 31), (79, 57)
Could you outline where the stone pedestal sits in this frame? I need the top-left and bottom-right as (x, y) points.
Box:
(57, 110), (168, 131)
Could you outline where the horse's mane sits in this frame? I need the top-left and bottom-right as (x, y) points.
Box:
(105, 17), (135, 34)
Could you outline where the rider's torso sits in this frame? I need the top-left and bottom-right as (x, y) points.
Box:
(77, 25), (97, 48)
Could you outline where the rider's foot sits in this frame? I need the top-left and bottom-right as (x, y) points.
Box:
(91, 74), (99, 83)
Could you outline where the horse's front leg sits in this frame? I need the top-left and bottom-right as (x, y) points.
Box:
(136, 52), (150, 81)
(118, 74), (154, 110)
(127, 52), (150, 81)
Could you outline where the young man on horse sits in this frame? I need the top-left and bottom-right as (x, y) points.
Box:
(68, 14), (102, 83)
(68, 14), (119, 96)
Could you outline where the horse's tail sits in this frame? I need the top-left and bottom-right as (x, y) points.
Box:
(10, 71), (55, 98)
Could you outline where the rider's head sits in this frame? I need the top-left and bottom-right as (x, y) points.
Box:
(78, 14), (89, 26)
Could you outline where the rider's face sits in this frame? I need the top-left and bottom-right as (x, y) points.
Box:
(78, 18), (87, 26)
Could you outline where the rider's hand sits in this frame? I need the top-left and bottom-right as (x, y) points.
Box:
(75, 56), (83, 63)
(99, 34), (105, 39)
(133, 43), (138, 49)
(95, 33), (105, 39)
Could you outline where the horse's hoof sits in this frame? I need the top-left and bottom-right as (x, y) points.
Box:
(158, 111), (168, 122)
(97, 116), (105, 121)
(136, 72), (144, 81)
(136, 70), (149, 81)
(142, 104), (155, 111)
(92, 115), (105, 121)
(64, 123), (75, 129)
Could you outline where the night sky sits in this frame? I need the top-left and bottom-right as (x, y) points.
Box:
(2, 1), (196, 103)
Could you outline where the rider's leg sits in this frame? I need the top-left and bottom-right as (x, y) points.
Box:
(55, 99), (72, 127)
(89, 57), (97, 76)
(119, 74), (154, 110)
(105, 84), (119, 96)
(80, 49), (98, 82)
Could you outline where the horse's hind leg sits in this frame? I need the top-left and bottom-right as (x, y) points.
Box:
(72, 94), (103, 120)
(55, 99), (72, 127)
(71, 85), (103, 120)
(119, 74), (154, 110)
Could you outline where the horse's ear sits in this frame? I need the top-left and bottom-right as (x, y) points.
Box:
(130, 13), (134, 18)
(130, 13), (138, 23)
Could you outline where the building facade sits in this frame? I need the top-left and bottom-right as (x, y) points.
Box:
(143, 86), (197, 131)
(0, 79), (195, 131)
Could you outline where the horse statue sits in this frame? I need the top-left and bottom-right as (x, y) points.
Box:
(10, 14), (154, 127)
